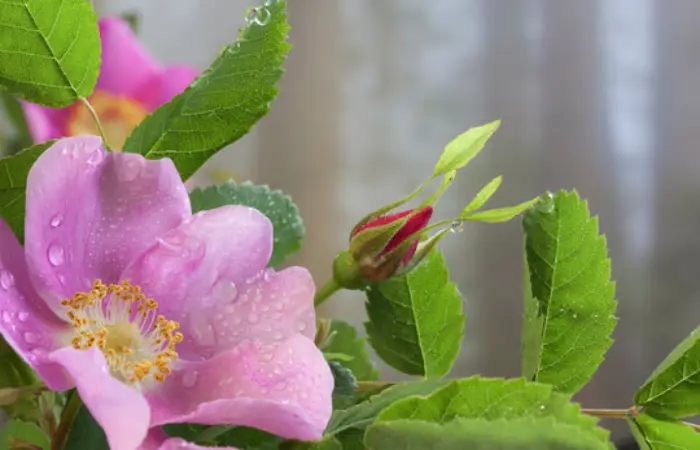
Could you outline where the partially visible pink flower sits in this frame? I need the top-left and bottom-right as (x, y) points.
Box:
(21, 17), (198, 150)
(0, 136), (332, 450)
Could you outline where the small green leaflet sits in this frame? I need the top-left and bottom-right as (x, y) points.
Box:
(521, 190), (618, 395)
(431, 120), (500, 177)
(1, 92), (32, 151)
(0, 141), (54, 241)
(463, 196), (538, 223)
(324, 379), (445, 435)
(0, 0), (100, 107)
(324, 319), (379, 381)
(377, 377), (610, 445)
(330, 361), (358, 410)
(0, 419), (50, 450)
(189, 181), (304, 267)
(635, 326), (700, 418)
(460, 175), (502, 216)
(365, 250), (464, 377)
(123, 1), (290, 180)
(365, 417), (610, 450)
(628, 413), (700, 450)
(63, 402), (108, 450)
(165, 423), (282, 449)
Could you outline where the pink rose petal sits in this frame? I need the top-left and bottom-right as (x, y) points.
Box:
(133, 65), (199, 111)
(20, 101), (70, 144)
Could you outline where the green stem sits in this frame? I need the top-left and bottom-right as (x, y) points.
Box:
(580, 408), (632, 419)
(51, 392), (83, 450)
(79, 97), (111, 151)
(314, 278), (341, 308)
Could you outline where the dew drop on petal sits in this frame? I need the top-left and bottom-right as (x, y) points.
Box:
(47, 244), (65, 267)
(272, 331), (283, 341)
(450, 220), (465, 233)
(1, 311), (11, 323)
(23, 332), (37, 344)
(181, 370), (198, 388)
(18, 311), (29, 322)
(50, 214), (63, 228)
(297, 321), (307, 332)
(214, 281), (238, 303)
(0, 270), (14, 290)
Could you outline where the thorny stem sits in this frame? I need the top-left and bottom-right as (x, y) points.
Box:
(79, 97), (111, 151)
(51, 392), (83, 450)
(314, 278), (341, 308)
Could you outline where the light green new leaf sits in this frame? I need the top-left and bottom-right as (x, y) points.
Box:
(330, 361), (357, 410)
(460, 175), (502, 216)
(0, 419), (50, 450)
(377, 377), (610, 444)
(628, 413), (700, 450)
(635, 327), (700, 418)
(365, 417), (610, 450)
(123, 1), (290, 180)
(324, 379), (444, 435)
(189, 181), (304, 267)
(521, 190), (618, 395)
(432, 120), (500, 177)
(0, 0), (100, 107)
(463, 196), (538, 223)
(0, 140), (54, 241)
(364, 250), (464, 377)
(325, 320), (379, 381)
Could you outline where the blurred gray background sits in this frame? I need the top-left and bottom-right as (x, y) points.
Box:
(63, 0), (700, 444)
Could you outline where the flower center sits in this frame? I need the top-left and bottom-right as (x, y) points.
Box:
(66, 90), (148, 151)
(61, 280), (183, 385)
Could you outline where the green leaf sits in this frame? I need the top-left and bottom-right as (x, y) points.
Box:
(325, 379), (444, 435)
(123, 1), (290, 180)
(628, 413), (700, 450)
(63, 404), (109, 450)
(365, 417), (610, 450)
(1, 92), (32, 150)
(432, 120), (500, 177)
(460, 175), (502, 216)
(283, 436), (342, 450)
(0, 140), (53, 241)
(0, 0), (100, 107)
(214, 426), (282, 449)
(189, 181), (304, 267)
(330, 361), (358, 410)
(364, 250), (464, 377)
(463, 197), (538, 223)
(325, 320), (379, 381)
(377, 377), (610, 444)
(635, 327), (700, 418)
(0, 419), (50, 450)
(521, 190), (618, 395)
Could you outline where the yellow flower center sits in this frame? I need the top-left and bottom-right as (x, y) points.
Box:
(61, 280), (183, 385)
(67, 90), (149, 151)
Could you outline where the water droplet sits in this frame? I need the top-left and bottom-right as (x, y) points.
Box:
(0, 270), (14, 290)
(450, 220), (465, 233)
(47, 244), (65, 266)
(181, 370), (198, 387)
(297, 321), (307, 332)
(535, 192), (555, 214)
(1, 311), (11, 323)
(539, 404), (546, 410)
(18, 311), (29, 322)
(246, 7), (271, 26)
(272, 331), (283, 341)
(189, 314), (216, 346)
(214, 281), (238, 303)
(572, 313), (578, 319)
(248, 312), (259, 324)
(23, 332), (37, 344)
(50, 214), (63, 228)
(86, 150), (105, 167)
(264, 0), (278, 6)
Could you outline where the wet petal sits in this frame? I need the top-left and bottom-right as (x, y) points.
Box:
(139, 429), (239, 450)
(20, 102), (69, 144)
(121, 206), (279, 360)
(49, 347), (150, 450)
(147, 335), (333, 442)
(97, 17), (160, 96)
(132, 65), (199, 111)
(0, 220), (70, 390)
(25, 136), (190, 309)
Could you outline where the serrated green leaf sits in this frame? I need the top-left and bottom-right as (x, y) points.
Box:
(189, 181), (304, 267)
(123, 1), (290, 180)
(63, 403), (108, 450)
(331, 361), (358, 410)
(365, 417), (610, 450)
(464, 197), (538, 223)
(284, 435), (342, 450)
(0, 419), (50, 450)
(377, 376), (610, 444)
(325, 379), (444, 435)
(364, 250), (464, 377)
(0, 0), (100, 107)
(166, 423), (282, 449)
(0, 140), (53, 241)
(460, 175), (502, 216)
(334, 428), (365, 450)
(325, 320), (379, 381)
(635, 327), (700, 418)
(628, 413), (700, 450)
(431, 120), (500, 177)
(521, 190), (618, 395)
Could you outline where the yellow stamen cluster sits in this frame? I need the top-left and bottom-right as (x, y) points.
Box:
(62, 280), (184, 384)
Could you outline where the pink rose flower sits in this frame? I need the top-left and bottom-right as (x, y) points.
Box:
(0, 136), (332, 450)
(21, 17), (198, 150)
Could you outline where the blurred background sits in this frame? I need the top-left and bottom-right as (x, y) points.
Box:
(4, 0), (699, 447)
